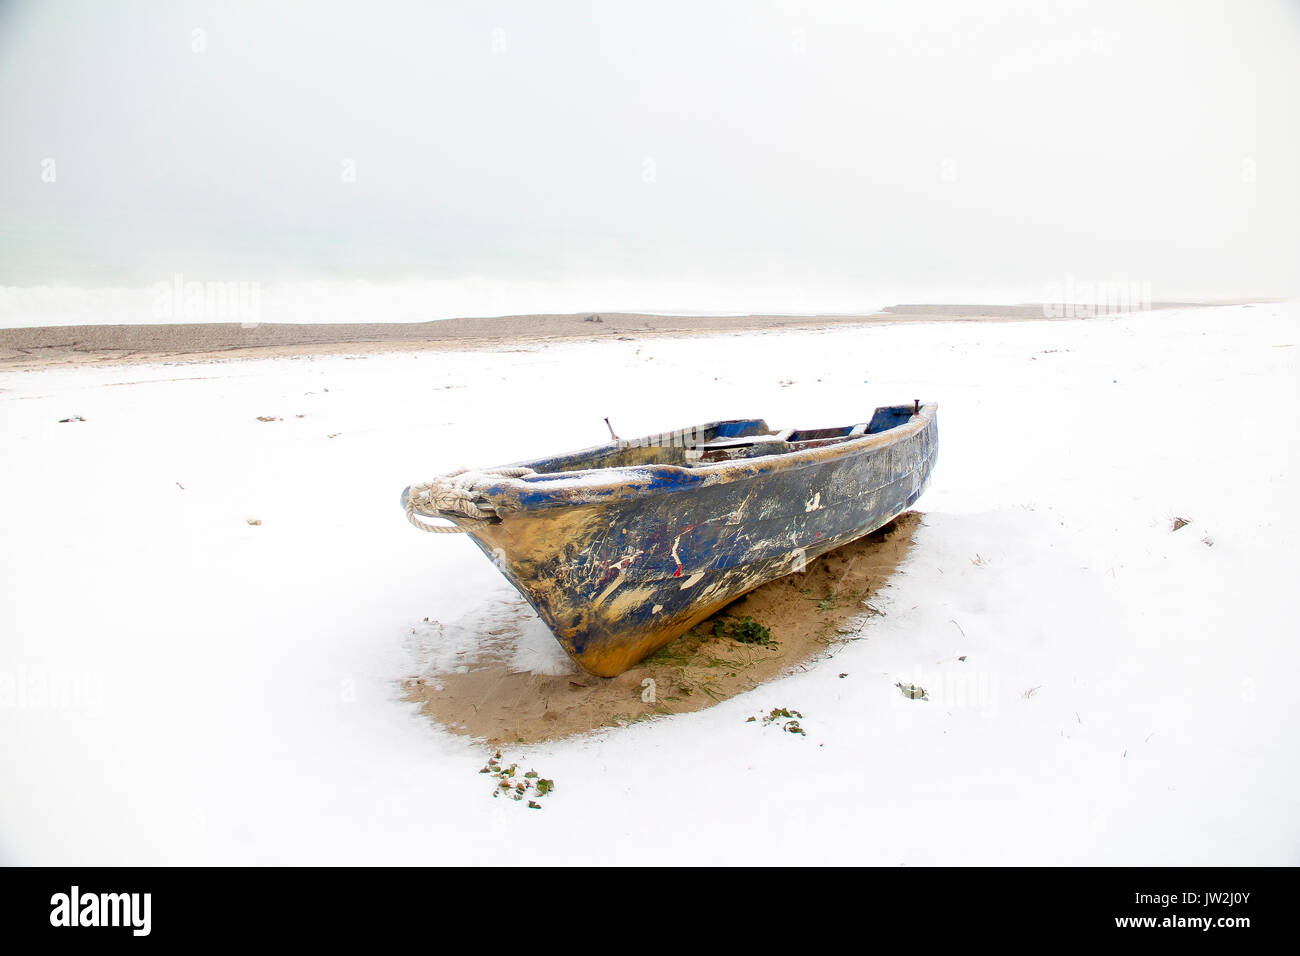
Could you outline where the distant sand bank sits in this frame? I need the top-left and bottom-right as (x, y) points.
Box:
(0, 301), (1228, 371)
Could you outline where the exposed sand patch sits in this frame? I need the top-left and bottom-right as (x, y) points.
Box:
(0, 301), (1218, 371)
(402, 511), (920, 743)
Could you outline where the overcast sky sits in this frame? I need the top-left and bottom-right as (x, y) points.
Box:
(1, 0), (1297, 303)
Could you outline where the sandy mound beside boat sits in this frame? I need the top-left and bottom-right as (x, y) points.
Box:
(402, 511), (921, 743)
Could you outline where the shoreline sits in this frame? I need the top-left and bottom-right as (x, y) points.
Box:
(0, 301), (1249, 371)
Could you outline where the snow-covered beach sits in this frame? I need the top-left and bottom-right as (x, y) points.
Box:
(2, 302), (1296, 865)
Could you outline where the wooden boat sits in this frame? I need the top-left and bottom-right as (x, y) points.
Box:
(402, 402), (938, 677)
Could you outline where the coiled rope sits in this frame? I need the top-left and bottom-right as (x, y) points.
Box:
(404, 467), (536, 533)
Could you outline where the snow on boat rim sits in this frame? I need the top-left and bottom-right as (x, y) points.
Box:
(467, 402), (938, 511)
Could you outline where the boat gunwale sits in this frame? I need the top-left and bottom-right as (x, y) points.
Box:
(469, 402), (938, 514)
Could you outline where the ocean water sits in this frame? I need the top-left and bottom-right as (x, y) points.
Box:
(6, 216), (1125, 328)
(0, 275), (893, 329)
(0, 221), (1046, 327)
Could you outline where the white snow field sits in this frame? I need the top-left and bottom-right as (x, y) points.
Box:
(1, 302), (1297, 865)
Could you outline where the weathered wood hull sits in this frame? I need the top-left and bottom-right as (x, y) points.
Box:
(405, 404), (937, 677)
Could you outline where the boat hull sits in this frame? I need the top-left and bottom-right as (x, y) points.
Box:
(446, 408), (938, 676)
